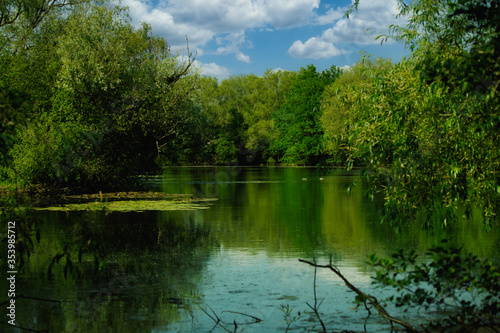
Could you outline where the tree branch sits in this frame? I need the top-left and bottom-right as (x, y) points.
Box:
(221, 310), (262, 324)
(197, 304), (232, 333)
(306, 261), (327, 332)
(165, 35), (197, 86)
(299, 258), (418, 333)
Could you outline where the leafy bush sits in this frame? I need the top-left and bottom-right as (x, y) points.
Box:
(369, 240), (500, 330)
(10, 120), (90, 185)
(215, 136), (238, 164)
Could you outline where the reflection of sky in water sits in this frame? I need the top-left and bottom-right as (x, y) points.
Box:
(147, 167), (500, 332)
(165, 248), (383, 332)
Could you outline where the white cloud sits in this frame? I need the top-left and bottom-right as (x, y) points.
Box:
(121, 0), (149, 18)
(236, 53), (251, 63)
(315, 7), (345, 25)
(196, 61), (231, 80)
(264, 0), (321, 28)
(321, 0), (403, 45)
(288, 0), (404, 59)
(288, 37), (348, 59)
(123, 0), (321, 53)
(214, 31), (252, 57)
(121, 0), (406, 65)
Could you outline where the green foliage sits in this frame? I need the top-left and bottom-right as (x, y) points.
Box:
(323, 56), (499, 226)
(369, 240), (500, 330)
(240, 70), (297, 157)
(10, 120), (85, 185)
(213, 137), (237, 165)
(1, 0), (199, 187)
(0, 1), (70, 181)
(8, 119), (137, 187)
(320, 0), (500, 226)
(321, 57), (393, 166)
(0, 91), (20, 180)
(210, 76), (249, 164)
(0, 0), (79, 55)
(384, 0), (500, 88)
(54, 3), (179, 129)
(272, 65), (342, 165)
(193, 70), (296, 165)
(279, 303), (301, 332)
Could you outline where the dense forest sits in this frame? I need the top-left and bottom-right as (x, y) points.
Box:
(1, 1), (499, 331)
(1, 0), (499, 226)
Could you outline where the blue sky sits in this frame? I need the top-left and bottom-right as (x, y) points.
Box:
(122, 0), (410, 80)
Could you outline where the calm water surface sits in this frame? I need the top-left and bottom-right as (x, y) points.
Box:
(4, 167), (500, 332)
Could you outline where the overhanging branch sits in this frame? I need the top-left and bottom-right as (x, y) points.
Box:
(299, 258), (418, 333)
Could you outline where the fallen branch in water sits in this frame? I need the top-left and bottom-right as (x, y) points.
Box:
(299, 257), (418, 333)
(221, 310), (262, 323)
(306, 260), (327, 332)
(198, 304), (262, 332)
(198, 304), (232, 333)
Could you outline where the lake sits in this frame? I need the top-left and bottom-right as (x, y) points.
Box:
(4, 167), (500, 332)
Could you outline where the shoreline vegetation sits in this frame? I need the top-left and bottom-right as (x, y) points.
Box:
(1, 0), (499, 331)
(0, 183), (215, 209)
(1, 0), (498, 226)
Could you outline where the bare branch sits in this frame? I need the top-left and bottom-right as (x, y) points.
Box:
(299, 258), (418, 333)
(305, 261), (327, 332)
(197, 304), (232, 333)
(165, 35), (197, 86)
(221, 310), (262, 323)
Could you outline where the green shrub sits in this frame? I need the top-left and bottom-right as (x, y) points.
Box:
(10, 120), (97, 186)
(369, 240), (500, 330)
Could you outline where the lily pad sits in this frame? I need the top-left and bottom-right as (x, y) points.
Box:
(35, 198), (217, 212)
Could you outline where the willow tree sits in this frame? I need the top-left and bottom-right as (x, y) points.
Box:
(336, 0), (500, 226)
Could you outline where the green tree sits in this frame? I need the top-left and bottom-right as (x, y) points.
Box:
(336, 0), (500, 226)
(272, 65), (342, 165)
(0, 0), (79, 54)
(193, 71), (296, 165)
(1, 0), (80, 183)
(209, 75), (249, 164)
(5, 0), (197, 187)
(321, 57), (393, 166)
(242, 69), (296, 162)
